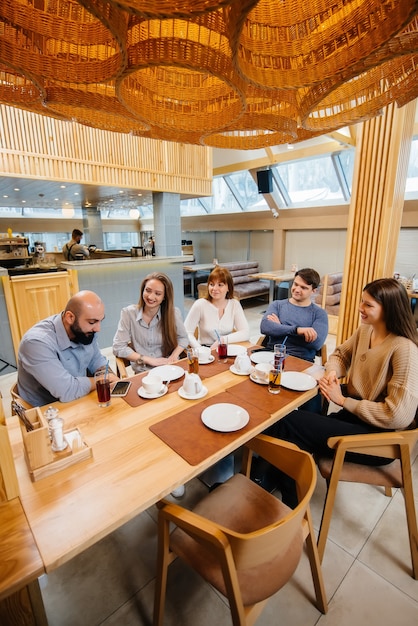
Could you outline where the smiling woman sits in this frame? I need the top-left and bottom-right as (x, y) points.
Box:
(112, 272), (189, 373)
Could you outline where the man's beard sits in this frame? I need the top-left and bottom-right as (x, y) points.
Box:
(70, 319), (95, 345)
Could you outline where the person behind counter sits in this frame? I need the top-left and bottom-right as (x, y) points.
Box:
(260, 278), (418, 508)
(184, 266), (250, 350)
(62, 228), (89, 260)
(17, 290), (117, 407)
(112, 272), (189, 372)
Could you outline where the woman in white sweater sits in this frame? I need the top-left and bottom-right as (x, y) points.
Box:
(184, 266), (250, 349)
(262, 277), (418, 507)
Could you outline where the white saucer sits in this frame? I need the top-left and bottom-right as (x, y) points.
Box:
(178, 385), (208, 400)
(230, 364), (252, 376)
(198, 355), (215, 364)
(249, 372), (268, 385)
(138, 384), (168, 399)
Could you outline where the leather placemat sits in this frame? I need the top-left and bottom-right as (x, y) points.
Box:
(123, 371), (185, 407)
(149, 391), (270, 465)
(225, 377), (307, 413)
(122, 350), (234, 407)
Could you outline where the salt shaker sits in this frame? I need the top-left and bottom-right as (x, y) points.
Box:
(49, 417), (68, 452)
(44, 406), (59, 440)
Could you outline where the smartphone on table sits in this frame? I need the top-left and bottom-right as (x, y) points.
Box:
(110, 380), (132, 397)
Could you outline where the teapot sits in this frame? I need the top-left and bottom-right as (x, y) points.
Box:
(183, 372), (203, 396)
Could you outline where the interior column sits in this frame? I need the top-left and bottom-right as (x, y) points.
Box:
(337, 101), (416, 345)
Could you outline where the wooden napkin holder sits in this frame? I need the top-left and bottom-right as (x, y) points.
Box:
(18, 407), (92, 481)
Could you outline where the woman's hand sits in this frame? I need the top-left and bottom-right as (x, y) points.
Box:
(318, 376), (345, 406)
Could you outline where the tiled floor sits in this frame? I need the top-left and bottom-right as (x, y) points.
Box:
(1, 297), (417, 626)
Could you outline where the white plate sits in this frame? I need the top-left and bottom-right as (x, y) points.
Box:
(227, 345), (247, 357)
(250, 351), (275, 364)
(199, 355), (215, 364)
(138, 384), (168, 399)
(151, 365), (185, 381)
(281, 371), (317, 391)
(178, 385), (208, 400)
(201, 403), (249, 432)
(249, 372), (268, 385)
(230, 364), (252, 376)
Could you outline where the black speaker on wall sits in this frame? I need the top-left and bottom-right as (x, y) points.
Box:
(257, 169), (273, 193)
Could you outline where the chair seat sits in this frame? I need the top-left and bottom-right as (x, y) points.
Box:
(171, 473), (303, 606)
(317, 457), (403, 488)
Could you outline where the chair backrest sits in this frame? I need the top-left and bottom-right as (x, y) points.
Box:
(225, 436), (317, 570)
(10, 383), (32, 411)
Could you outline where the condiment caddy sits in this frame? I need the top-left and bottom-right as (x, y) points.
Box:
(15, 402), (92, 481)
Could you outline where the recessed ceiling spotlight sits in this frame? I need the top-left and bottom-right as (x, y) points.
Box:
(3, 195), (8, 198)
(14, 188), (19, 191)
(60, 185), (66, 189)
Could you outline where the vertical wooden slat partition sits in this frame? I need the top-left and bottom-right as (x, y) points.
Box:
(0, 106), (212, 197)
(337, 101), (416, 345)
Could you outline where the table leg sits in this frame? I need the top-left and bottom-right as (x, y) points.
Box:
(269, 280), (275, 303)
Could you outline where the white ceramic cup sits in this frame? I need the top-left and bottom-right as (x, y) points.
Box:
(198, 346), (211, 363)
(254, 362), (272, 383)
(183, 373), (203, 395)
(142, 374), (163, 395)
(234, 354), (252, 373)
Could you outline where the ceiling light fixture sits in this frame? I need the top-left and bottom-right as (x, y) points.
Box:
(0, 1), (416, 149)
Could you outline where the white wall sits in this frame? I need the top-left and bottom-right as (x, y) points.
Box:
(395, 228), (418, 278)
(285, 229), (347, 276)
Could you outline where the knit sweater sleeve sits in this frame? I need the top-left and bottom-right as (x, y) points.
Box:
(328, 328), (418, 429)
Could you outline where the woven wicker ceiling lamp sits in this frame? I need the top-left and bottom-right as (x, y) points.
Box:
(0, 0), (127, 85)
(203, 85), (299, 149)
(118, 15), (246, 134)
(302, 54), (418, 133)
(44, 82), (150, 133)
(233, 0), (418, 89)
(105, 0), (239, 18)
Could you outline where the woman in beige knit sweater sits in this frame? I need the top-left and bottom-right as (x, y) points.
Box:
(265, 277), (418, 507)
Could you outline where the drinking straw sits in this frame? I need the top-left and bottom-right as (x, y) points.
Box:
(214, 329), (221, 343)
(282, 335), (288, 345)
(105, 360), (109, 380)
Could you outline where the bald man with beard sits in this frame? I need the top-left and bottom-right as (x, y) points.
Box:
(17, 290), (117, 407)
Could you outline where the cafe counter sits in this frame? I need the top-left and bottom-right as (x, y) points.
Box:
(1, 255), (192, 362)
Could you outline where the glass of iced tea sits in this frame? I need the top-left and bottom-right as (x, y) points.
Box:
(94, 370), (111, 407)
(217, 336), (228, 362)
(268, 365), (282, 394)
(187, 348), (199, 374)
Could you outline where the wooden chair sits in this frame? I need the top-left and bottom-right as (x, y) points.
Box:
(316, 425), (418, 579)
(153, 435), (327, 626)
(115, 357), (130, 379)
(10, 384), (32, 412)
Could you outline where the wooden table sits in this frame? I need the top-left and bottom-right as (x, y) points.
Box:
(7, 351), (316, 576)
(183, 263), (215, 297)
(248, 270), (296, 303)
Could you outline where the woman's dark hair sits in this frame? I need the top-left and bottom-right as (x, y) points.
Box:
(363, 278), (418, 346)
(138, 272), (178, 355)
(206, 266), (234, 301)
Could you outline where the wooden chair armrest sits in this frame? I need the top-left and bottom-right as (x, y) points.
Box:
(326, 430), (418, 459)
(159, 501), (230, 550)
(115, 357), (130, 379)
